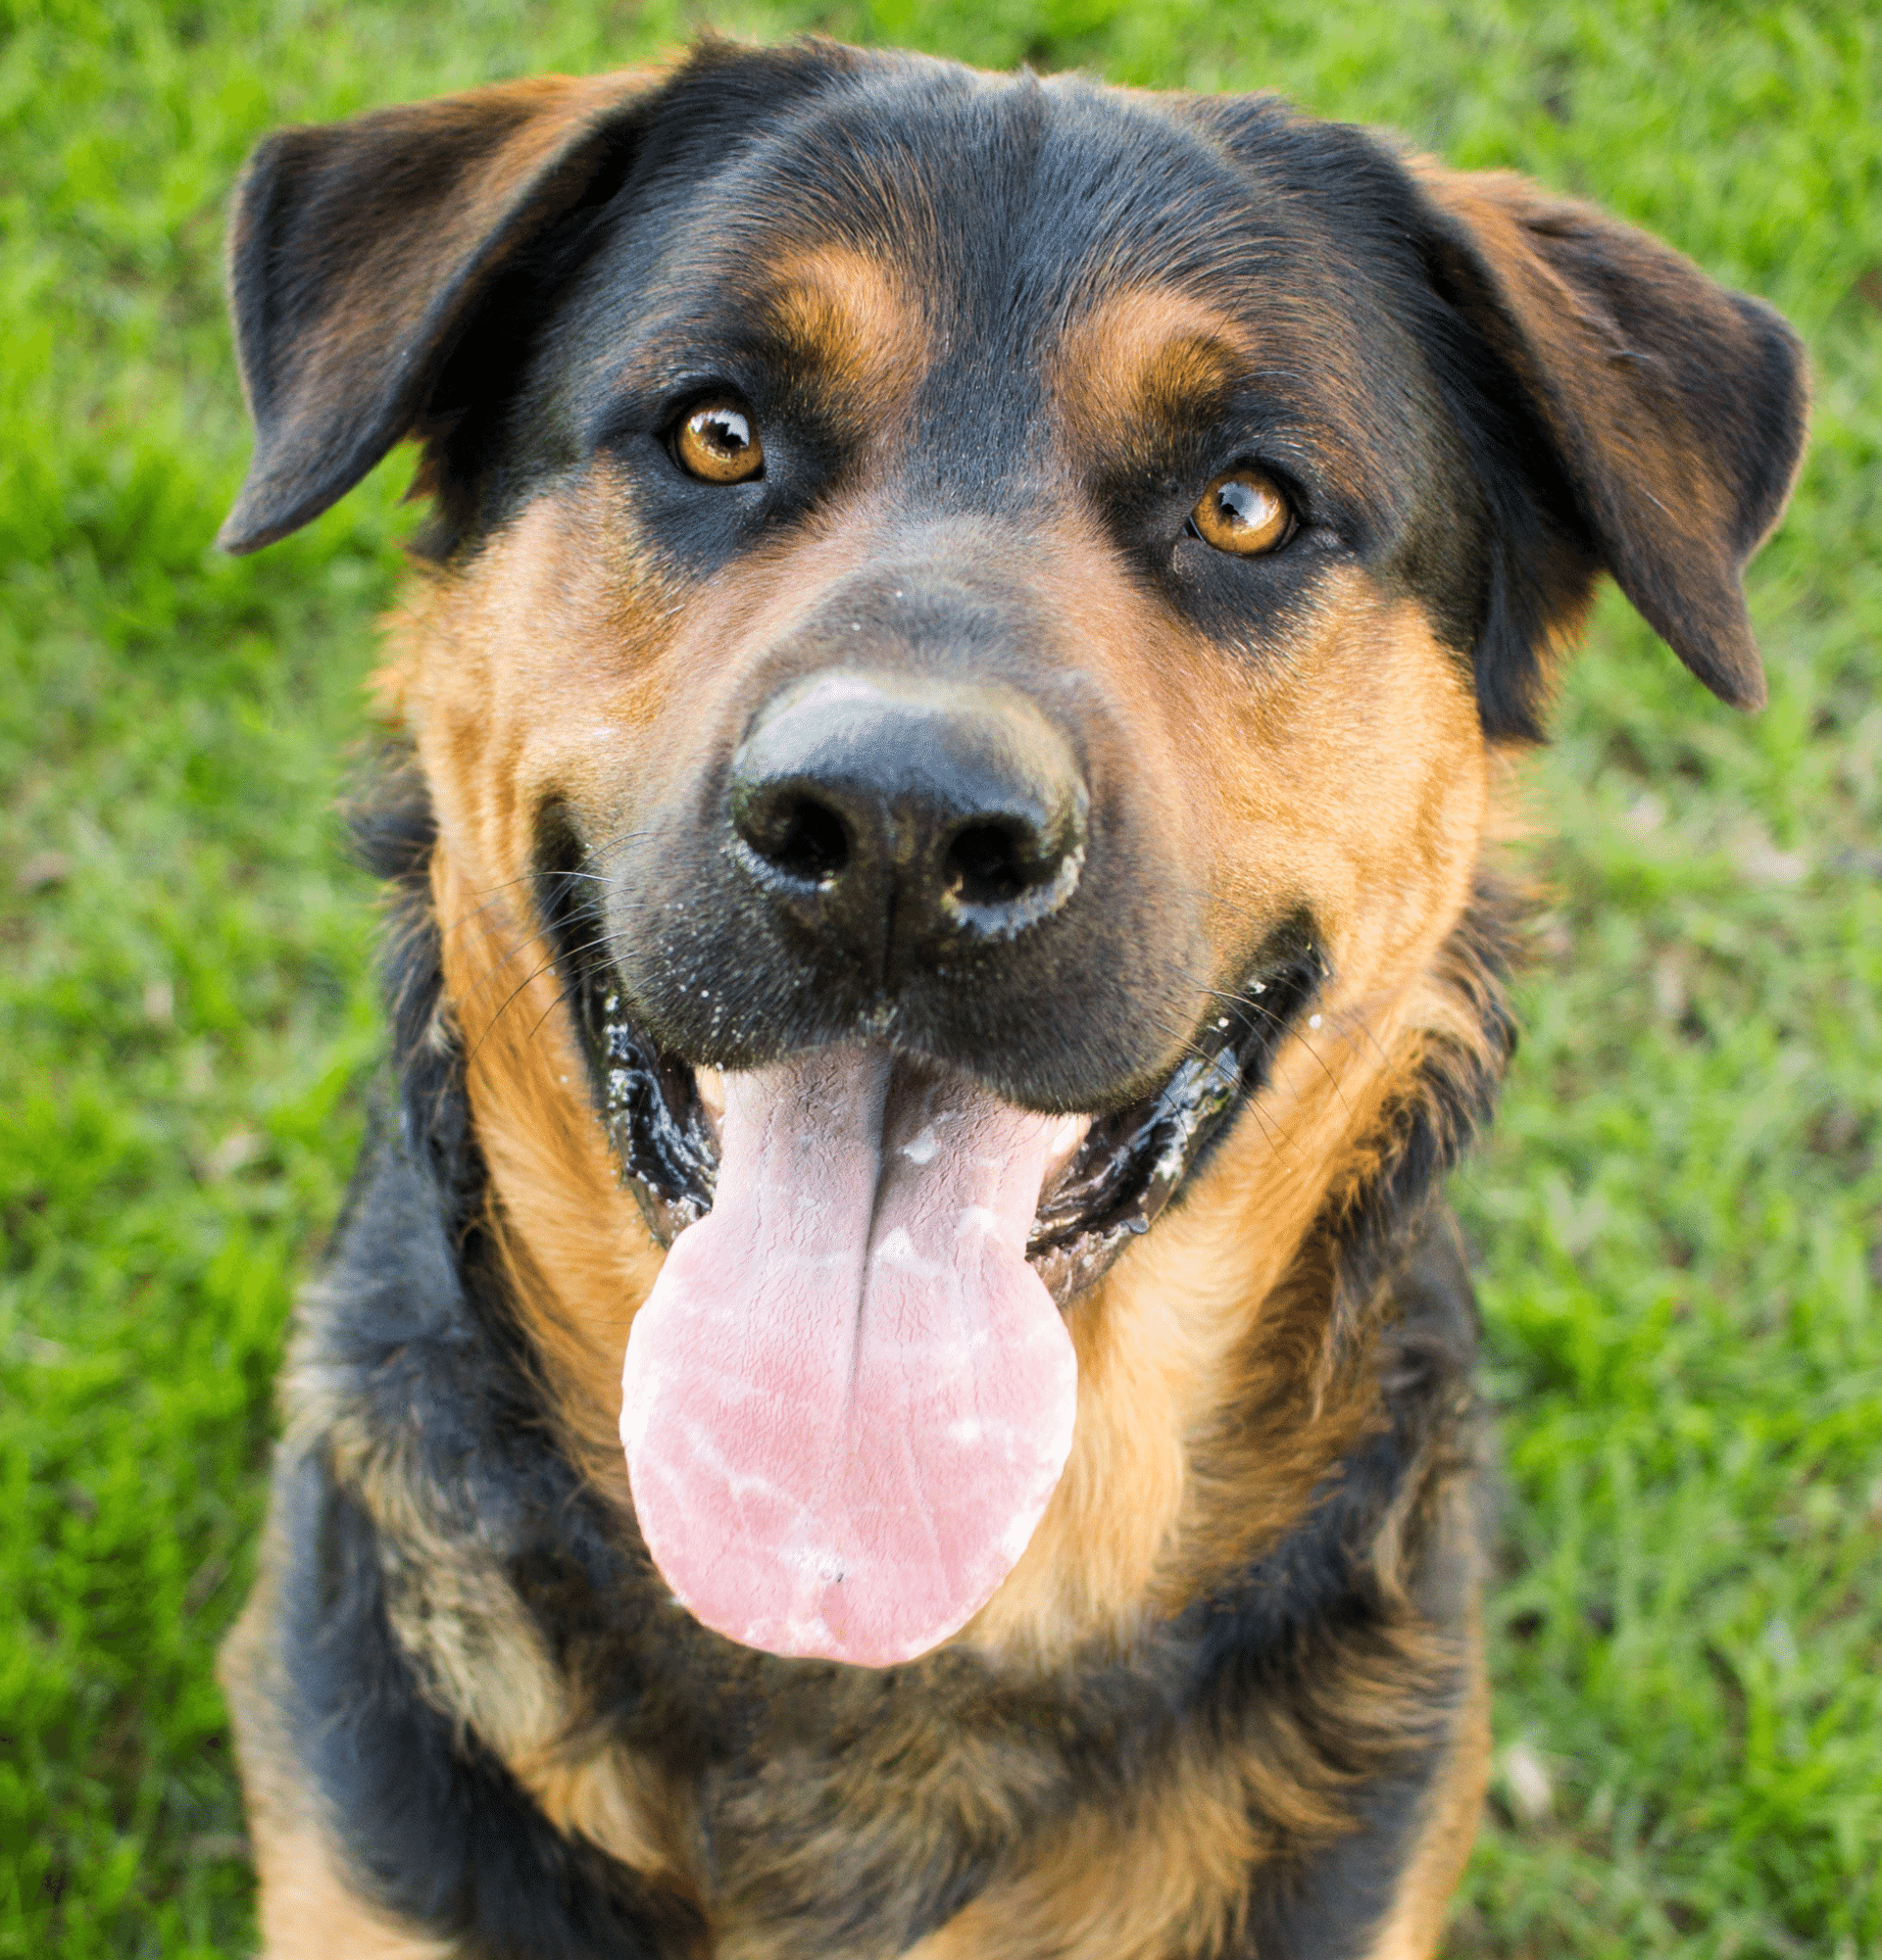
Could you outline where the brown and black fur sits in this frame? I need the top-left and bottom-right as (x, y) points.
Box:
(212, 37), (1806, 1960)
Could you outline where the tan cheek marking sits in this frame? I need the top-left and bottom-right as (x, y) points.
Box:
(963, 1033), (1393, 1663)
(390, 481), (690, 872)
(378, 475), (895, 1514)
(1189, 582), (1488, 967)
(963, 1264), (1192, 1661)
(433, 842), (660, 1496)
(382, 484), (695, 1496)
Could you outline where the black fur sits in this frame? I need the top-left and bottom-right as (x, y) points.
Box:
(219, 40), (1805, 1955)
(259, 774), (1491, 1957)
(216, 40), (1806, 1141)
(223, 42), (1805, 712)
(282, 1460), (704, 1960)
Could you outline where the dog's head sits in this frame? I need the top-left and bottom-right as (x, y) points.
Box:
(223, 40), (1804, 1666)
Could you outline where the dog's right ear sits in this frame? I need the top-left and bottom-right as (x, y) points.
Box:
(218, 70), (662, 554)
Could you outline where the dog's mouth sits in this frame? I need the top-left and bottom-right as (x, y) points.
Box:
(574, 939), (1326, 1310)
(546, 857), (1323, 1667)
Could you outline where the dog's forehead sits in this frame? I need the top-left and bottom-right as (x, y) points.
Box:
(645, 68), (1310, 305)
(699, 73), (1313, 306)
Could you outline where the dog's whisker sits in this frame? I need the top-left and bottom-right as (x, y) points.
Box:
(523, 986), (581, 1052)
(466, 934), (625, 1064)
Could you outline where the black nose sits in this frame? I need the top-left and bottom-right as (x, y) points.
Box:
(729, 673), (1087, 971)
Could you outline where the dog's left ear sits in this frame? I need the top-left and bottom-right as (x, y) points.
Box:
(1415, 166), (1808, 722)
(218, 70), (663, 554)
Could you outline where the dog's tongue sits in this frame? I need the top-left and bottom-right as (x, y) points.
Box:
(620, 1047), (1077, 1667)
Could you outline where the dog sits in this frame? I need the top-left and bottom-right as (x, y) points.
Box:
(213, 36), (1806, 1959)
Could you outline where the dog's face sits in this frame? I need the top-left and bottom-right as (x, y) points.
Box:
(223, 43), (1803, 1668)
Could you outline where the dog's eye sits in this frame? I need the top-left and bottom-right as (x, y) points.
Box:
(1190, 468), (1291, 556)
(675, 400), (765, 484)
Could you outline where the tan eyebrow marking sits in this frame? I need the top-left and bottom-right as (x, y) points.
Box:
(1050, 288), (1254, 467)
(754, 243), (932, 428)
(1051, 283), (1377, 512)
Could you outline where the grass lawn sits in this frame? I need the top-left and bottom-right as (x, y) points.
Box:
(2, 0), (1877, 1953)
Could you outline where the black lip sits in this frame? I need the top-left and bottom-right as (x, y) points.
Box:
(561, 912), (1327, 1308)
(1020, 933), (1326, 1301)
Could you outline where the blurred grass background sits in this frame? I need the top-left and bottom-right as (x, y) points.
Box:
(1, 0), (1877, 1953)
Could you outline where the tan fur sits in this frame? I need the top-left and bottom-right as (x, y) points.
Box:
(370, 240), (1493, 1675)
(431, 844), (662, 1492)
(908, 1485), (1484, 1960)
(1049, 288), (1247, 464)
(963, 586), (1490, 1659)
(206, 36), (1811, 1953)
(756, 245), (933, 435)
(902, 1624), (1470, 1960)
(1362, 1654), (1491, 1960)
(514, 1737), (695, 1881)
(364, 464), (1494, 1950)
(381, 493), (1488, 1668)
(268, 1294), (702, 1912)
(237, 97), (1515, 1957)
(222, 1559), (463, 1959)
(248, 1818), (463, 1960)
(1053, 286), (1389, 520)
(901, 1748), (1262, 1960)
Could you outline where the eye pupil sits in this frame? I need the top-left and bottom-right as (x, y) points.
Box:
(676, 398), (765, 483)
(1192, 467), (1291, 556)
(699, 409), (749, 456)
(1216, 479), (1263, 527)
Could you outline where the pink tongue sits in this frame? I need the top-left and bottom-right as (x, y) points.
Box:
(620, 1047), (1076, 1666)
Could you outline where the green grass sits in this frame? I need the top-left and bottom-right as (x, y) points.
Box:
(2, 1), (1877, 1953)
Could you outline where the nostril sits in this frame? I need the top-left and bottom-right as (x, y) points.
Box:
(729, 675), (1087, 939)
(747, 794), (851, 884)
(943, 822), (1035, 906)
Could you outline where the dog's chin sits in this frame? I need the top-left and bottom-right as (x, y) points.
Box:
(570, 935), (1328, 1310)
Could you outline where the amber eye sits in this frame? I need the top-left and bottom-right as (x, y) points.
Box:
(1191, 467), (1291, 556)
(674, 399), (764, 484)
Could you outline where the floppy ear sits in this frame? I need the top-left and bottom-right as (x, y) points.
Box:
(219, 70), (662, 554)
(1415, 166), (1808, 722)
